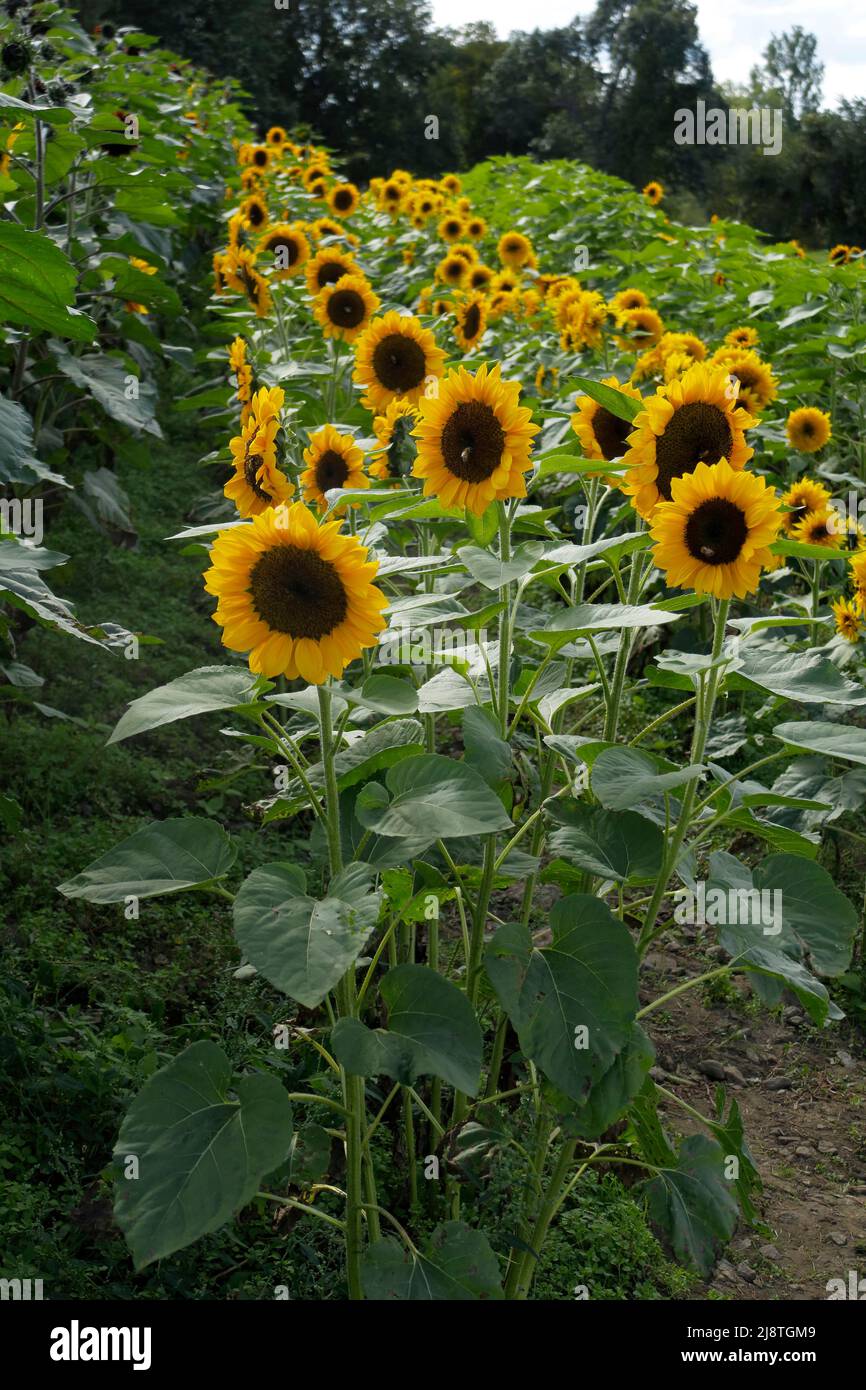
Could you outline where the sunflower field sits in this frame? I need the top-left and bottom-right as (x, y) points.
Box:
(4, 2), (866, 1312)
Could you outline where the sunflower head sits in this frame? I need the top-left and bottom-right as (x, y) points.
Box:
(466, 216), (487, 240)
(571, 376), (642, 485)
(832, 596), (863, 643)
(370, 398), (420, 484)
(266, 125), (287, 146)
(313, 273), (380, 343)
(438, 212), (465, 243)
(712, 347), (777, 414)
(259, 222), (310, 278)
(623, 361), (756, 518)
(792, 506), (844, 550)
(615, 307), (664, 350)
(609, 288), (650, 316)
(226, 387), (294, 518)
(535, 365), (560, 396)
(437, 252), (468, 287)
(497, 231), (534, 268)
(453, 292), (488, 353)
(786, 406), (831, 453)
(328, 182), (360, 218)
(468, 263), (494, 293)
(300, 424), (369, 512)
(250, 145), (271, 171)
(829, 244), (851, 266)
(411, 362), (539, 516)
(724, 326), (759, 350)
(642, 181), (664, 205)
(205, 503), (387, 683)
(241, 193), (269, 231)
(353, 310), (446, 413)
(780, 478), (831, 534)
(649, 458), (783, 599)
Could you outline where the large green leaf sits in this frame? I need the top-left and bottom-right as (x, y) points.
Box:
(58, 818), (236, 903)
(728, 648), (866, 706)
(114, 1042), (292, 1269)
(591, 746), (705, 810)
(54, 347), (161, 435)
(109, 666), (263, 744)
(531, 602), (681, 642)
(774, 720), (866, 767)
(361, 1221), (503, 1300)
(485, 895), (638, 1102)
(0, 223), (95, 340)
(233, 863), (381, 1009)
(0, 395), (67, 487)
(546, 803), (663, 884)
(643, 1135), (739, 1276)
(570, 376), (643, 422)
(331, 964), (483, 1094)
(355, 753), (513, 840)
(262, 718), (426, 820)
(555, 1023), (655, 1140)
(457, 541), (544, 590)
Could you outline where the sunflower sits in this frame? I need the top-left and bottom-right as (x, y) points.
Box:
(622, 362), (756, 518)
(259, 222), (310, 278)
(436, 252), (468, 288)
(309, 216), (345, 241)
(787, 406), (832, 453)
(792, 506), (844, 550)
(649, 459), (783, 599)
(300, 424), (369, 512)
(228, 336), (253, 405)
(832, 596), (863, 643)
(450, 242), (479, 267)
(725, 326), (759, 350)
(643, 181), (664, 205)
(850, 553), (866, 609)
(466, 215), (487, 240)
(225, 387), (294, 518)
(370, 398), (420, 484)
(658, 331), (706, 366)
(492, 268), (521, 295)
(305, 246), (360, 298)
(378, 179), (405, 214)
(829, 244), (851, 266)
(438, 212), (465, 243)
(240, 193), (268, 232)
(266, 125), (287, 147)
(487, 290), (518, 323)
(609, 288), (650, 316)
(572, 376), (643, 481)
(561, 290), (609, 350)
(353, 311), (445, 413)
(328, 182), (360, 218)
(223, 245), (272, 318)
(440, 174), (462, 197)
(467, 263), (494, 293)
(780, 478), (830, 533)
(205, 503), (386, 683)
(313, 274), (380, 343)
(615, 307), (664, 350)
(535, 365), (560, 396)
(303, 162), (330, 190)
(713, 348), (778, 414)
(411, 362), (539, 515)
(497, 231), (534, 269)
(249, 145), (271, 171)
(453, 292), (488, 353)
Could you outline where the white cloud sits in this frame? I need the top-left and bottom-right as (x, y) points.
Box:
(430, 0), (865, 106)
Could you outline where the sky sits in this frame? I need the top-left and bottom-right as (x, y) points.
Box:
(430, 0), (866, 108)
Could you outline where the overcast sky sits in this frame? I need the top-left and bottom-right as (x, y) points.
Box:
(430, 0), (866, 108)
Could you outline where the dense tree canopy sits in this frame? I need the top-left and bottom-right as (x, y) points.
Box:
(85, 0), (863, 244)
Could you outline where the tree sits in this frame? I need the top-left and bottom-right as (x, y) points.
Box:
(749, 26), (824, 121)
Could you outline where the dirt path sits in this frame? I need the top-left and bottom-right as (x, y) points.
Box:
(642, 941), (866, 1300)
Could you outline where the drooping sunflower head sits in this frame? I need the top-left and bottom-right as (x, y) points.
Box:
(353, 310), (446, 413)
(609, 288), (650, 317)
(642, 181), (664, 205)
(328, 182), (360, 218)
(780, 477), (831, 534)
(313, 273), (380, 343)
(724, 326), (759, 350)
(228, 336), (254, 404)
(829, 244), (851, 266)
(571, 376), (642, 484)
(300, 424), (369, 512)
(713, 348), (778, 415)
(240, 193), (269, 231)
(792, 505), (844, 550)
(832, 596), (863, 643)
(649, 458), (783, 600)
(786, 406), (831, 454)
(497, 231), (534, 269)
(370, 398), (420, 484)
(226, 387), (294, 518)
(205, 503), (387, 683)
(623, 361), (756, 518)
(411, 362), (540, 516)
(453, 292), (488, 354)
(438, 212), (465, 243)
(436, 252), (469, 288)
(305, 246), (360, 297)
(615, 307), (664, 351)
(259, 222), (310, 279)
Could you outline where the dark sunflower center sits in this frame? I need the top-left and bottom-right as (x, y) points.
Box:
(684, 498), (748, 565)
(371, 334), (427, 392)
(592, 406), (632, 461)
(654, 401), (733, 499)
(801, 422), (814, 436)
(249, 545), (348, 639)
(462, 303), (481, 340)
(248, 204), (264, 227)
(253, 150), (267, 167)
(809, 523), (830, 541)
(334, 189), (353, 210)
(317, 261), (349, 288)
(441, 401), (505, 483)
(444, 261), (462, 282)
(243, 453), (273, 502)
(269, 236), (298, 264)
(328, 288), (366, 327)
(315, 449), (350, 492)
(470, 269), (490, 288)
